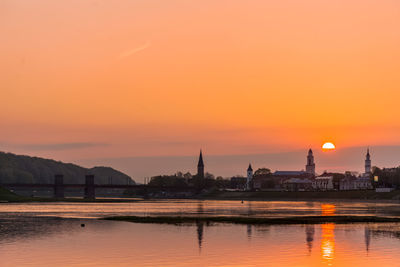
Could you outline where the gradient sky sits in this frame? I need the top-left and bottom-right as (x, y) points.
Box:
(1, 0), (400, 180)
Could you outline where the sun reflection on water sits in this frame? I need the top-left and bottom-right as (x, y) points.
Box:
(321, 204), (336, 216)
(321, 223), (336, 265)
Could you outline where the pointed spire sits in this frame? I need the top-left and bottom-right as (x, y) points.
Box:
(308, 148), (313, 154)
(247, 163), (253, 171)
(198, 150), (204, 167)
(367, 147), (370, 156)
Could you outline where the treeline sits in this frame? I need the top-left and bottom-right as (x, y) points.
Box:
(373, 167), (400, 188)
(0, 152), (135, 185)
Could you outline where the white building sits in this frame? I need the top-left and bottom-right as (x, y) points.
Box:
(313, 176), (334, 191)
(340, 177), (372, 190)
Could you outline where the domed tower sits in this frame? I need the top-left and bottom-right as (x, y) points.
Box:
(246, 163), (253, 190)
(197, 150), (204, 179)
(365, 148), (371, 175)
(305, 149), (316, 176)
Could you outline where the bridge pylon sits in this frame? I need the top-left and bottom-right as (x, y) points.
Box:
(84, 175), (95, 200)
(54, 174), (64, 199)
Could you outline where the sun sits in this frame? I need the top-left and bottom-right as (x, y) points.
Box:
(322, 142), (336, 151)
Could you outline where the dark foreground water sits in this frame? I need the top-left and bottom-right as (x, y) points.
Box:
(1, 200), (400, 266)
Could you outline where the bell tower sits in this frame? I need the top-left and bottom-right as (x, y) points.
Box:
(305, 149), (316, 176)
(246, 163), (253, 190)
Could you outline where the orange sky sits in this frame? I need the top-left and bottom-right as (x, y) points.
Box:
(1, 0), (400, 175)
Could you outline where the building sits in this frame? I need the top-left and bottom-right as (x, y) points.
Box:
(305, 149), (316, 176)
(354, 177), (372, 190)
(252, 149), (316, 190)
(313, 176), (334, 191)
(364, 148), (371, 177)
(246, 164), (253, 190)
(282, 178), (313, 191)
(197, 150), (204, 179)
(339, 149), (373, 190)
(230, 176), (247, 189)
(340, 176), (372, 190)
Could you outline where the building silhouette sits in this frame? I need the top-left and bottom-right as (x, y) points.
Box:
(246, 163), (253, 190)
(365, 148), (371, 176)
(197, 150), (204, 179)
(305, 149), (316, 176)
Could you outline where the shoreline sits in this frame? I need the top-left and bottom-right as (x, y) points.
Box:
(101, 215), (400, 225)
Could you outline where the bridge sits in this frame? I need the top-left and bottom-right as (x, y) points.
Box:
(0, 175), (196, 200)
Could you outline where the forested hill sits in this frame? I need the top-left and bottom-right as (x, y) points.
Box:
(0, 152), (135, 185)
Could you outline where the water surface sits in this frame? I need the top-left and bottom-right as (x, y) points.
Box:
(1, 200), (400, 266)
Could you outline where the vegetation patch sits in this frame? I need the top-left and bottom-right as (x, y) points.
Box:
(101, 215), (400, 225)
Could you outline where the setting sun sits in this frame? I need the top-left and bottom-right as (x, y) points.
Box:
(322, 142), (336, 151)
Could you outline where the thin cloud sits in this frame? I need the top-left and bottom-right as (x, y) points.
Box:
(119, 41), (151, 59)
(4, 142), (109, 151)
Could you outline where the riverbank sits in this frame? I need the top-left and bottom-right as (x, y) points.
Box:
(102, 215), (400, 225)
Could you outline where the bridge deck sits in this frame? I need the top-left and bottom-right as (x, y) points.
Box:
(0, 183), (195, 190)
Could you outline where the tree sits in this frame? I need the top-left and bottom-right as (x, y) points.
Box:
(254, 168), (271, 177)
(205, 172), (215, 179)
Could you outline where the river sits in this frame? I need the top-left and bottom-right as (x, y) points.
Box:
(1, 200), (400, 266)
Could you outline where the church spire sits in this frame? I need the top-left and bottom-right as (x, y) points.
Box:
(198, 150), (204, 167)
(247, 163), (253, 172)
(365, 147), (371, 175)
(197, 150), (204, 179)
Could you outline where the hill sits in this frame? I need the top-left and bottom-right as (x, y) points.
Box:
(0, 152), (135, 185)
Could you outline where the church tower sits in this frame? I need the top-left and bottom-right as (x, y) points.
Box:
(197, 150), (204, 179)
(365, 148), (371, 175)
(246, 163), (253, 190)
(305, 149), (316, 176)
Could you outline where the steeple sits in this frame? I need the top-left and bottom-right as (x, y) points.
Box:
(197, 150), (204, 179)
(198, 150), (204, 167)
(365, 148), (371, 175)
(247, 163), (253, 172)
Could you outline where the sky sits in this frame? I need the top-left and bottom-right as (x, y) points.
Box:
(1, 0), (400, 181)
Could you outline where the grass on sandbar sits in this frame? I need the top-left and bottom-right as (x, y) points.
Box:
(101, 215), (400, 225)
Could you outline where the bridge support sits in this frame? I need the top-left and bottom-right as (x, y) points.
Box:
(54, 174), (64, 199)
(84, 175), (95, 200)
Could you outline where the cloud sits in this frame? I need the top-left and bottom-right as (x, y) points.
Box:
(2, 142), (109, 151)
(119, 41), (151, 59)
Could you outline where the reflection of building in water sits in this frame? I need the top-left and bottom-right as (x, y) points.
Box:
(196, 221), (204, 251)
(305, 225), (315, 253)
(365, 227), (371, 252)
(197, 202), (204, 214)
(321, 223), (335, 264)
(321, 204), (336, 216)
(247, 225), (252, 239)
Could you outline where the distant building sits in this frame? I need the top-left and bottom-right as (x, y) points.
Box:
(364, 148), (371, 177)
(340, 176), (372, 190)
(252, 149), (315, 191)
(230, 176), (247, 189)
(313, 176), (334, 191)
(197, 150), (204, 179)
(354, 177), (372, 190)
(273, 171), (308, 177)
(246, 164), (253, 190)
(282, 178), (313, 191)
(305, 149), (316, 176)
